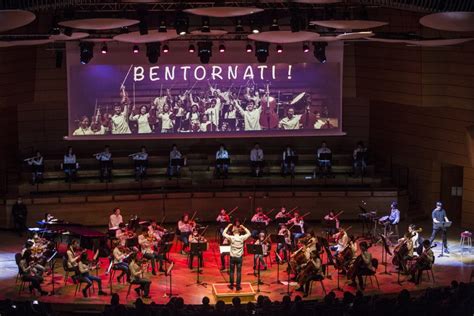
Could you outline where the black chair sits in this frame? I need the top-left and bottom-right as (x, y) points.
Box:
(62, 256), (78, 286)
(363, 258), (380, 289)
(108, 256), (126, 293)
(15, 253), (32, 294)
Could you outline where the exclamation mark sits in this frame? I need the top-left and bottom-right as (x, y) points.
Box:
(288, 64), (292, 80)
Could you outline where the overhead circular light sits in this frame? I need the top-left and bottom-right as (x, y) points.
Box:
(248, 31), (320, 44)
(0, 10), (36, 32)
(309, 20), (388, 30)
(420, 12), (474, 32)
(113, 29), (179, 43)
(184, 7), (264, 18)
(59, 18), (139, 31)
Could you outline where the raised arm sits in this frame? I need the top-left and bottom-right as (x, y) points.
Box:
(222, 223), (232, 239)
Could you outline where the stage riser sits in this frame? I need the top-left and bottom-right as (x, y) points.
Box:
(1, 191), (405, 228)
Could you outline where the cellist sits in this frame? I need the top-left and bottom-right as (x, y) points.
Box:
(393, 232), (414, 274)
(295, 249), (324, 297)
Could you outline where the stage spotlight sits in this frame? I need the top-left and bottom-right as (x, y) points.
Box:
(64, 27), (73, 37)
(219, 43), (225, 53)
(120, 26), (129, 34)
(255, 41), (269, 63)
(175, 11), (189, 35)
(313, 42), (327, 63)
(133, 45), (139, 54)
(270, 18), (280, 31)
(79, 42), (94, 64)
(163, 44), (169, 53)
(246, 43), (253, 53)
(158, 16), (167, 33)
(303, 42), (310, 53)
(198, 41), (212, 64)
(101, 43), (108, 54)
(188, 44), (195, 53)
(276, 44), (283, 53)
(201, 16), (210, 33)
(146, 42), (161, 64)
(235, 18), (244, 32)
(251, 20), (261, 34)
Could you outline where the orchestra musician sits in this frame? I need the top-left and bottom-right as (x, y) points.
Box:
(275, 206), (292, 221)
(148, 219), (167, 241)
(429, 201), (450, 253)
(408, 224), (423, 255)
(111, 239), (131, 282)
(250, 143), (264, 177)
(189, 228), (207, 270)
(331, 227), (349, 254)
(295, 250), (324, 297)
(78, 252), (107, 297)
(73, 116), (93, 136)
(19, 249), (48, 296)
(286, 211), (305, 244)
(216, 208), (231, 240)
(66, 240), (82, 284)
(130, 146), (148, 181)
(348, 241), (375, 291)
(253, 232), (270, 272)
(323, 211), (341, 235)
(219, 237), (230, 271)
(353, 141), (368, 177)
(408, 240), (435, 285)
(62, 146), (79, 183)
(316, 141), (332, 178)
(109, 208), (123, 230)
(115, 223), (133, 247)
(215, 144), (230, 179)
(379, 202), (400, 227)
(276, 223), (292, 263)
(178, 213), (196, 255)
(129, 252), (151, 298)
(234, 99), (262, 131)
(250, 207), (270, 239)
(108, 86), (132, 135)
(168, 144), (183, 178)
(222, 223), (252, 291)
(94, 145), (113, 182)
(43, 212), (57, 223)
(12, 197), (28, 237)
(138, 228), (160, 275)
(393, 232), (415, 274)
(278, 107), (302, 130)
(282, 145), (297, 177)
(25, 150), (44, 184)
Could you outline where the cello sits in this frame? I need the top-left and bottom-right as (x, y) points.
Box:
(259, 84), (279, 130)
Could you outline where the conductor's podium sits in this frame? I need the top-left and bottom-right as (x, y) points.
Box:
(212, 282), (256, 303)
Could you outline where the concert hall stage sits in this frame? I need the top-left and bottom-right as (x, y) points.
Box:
(0, 221), (473, 313)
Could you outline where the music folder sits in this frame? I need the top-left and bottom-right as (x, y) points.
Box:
(216, 158), (230, 165)
(170, 158), (184, 166)
(319, 153), (332, 161)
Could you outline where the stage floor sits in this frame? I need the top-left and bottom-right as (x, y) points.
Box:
(0, 220), (473, 308)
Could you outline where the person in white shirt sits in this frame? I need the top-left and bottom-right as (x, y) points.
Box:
(313, 112), (327, 129)
(109, 208), (123, 230)
(316, 141), (332, 178)
(178, 213), (196, 254)
(110, 103), (132, 135)
(286, 211), (305, 243)
(223, 101), (237, 130)
(282, 145), (297, 177)
(222, 223), (251, 291)
(250, 143), (264, 177)
(26, 151), (44, 184)
(275, 206), (292, 221)
(62, 146), (79, 182)
(204, 97), (222, 130)
(199, 114), (215, 132)
(168, 144), (183, 178)
(129, 105), (154, 134)
(138, 228), (160, 275)
(158, 104), (175, 133)
(353, 141), (368, 177)
(111, 239), (130, 282)
(173, 99), (187, 131)
(95, 145), (113, 182)
(215, 144), (230, 178)
(278, 108), (302, 130)
(73, 116), (93, 136)
(130, 146), (149, 181)
(235, 100), (262, 131)
(186, 104), (201, 132)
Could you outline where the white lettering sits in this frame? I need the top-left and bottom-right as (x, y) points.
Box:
(150, 66), (160, 81)
(194, 66), (206, 81)
(257, 65), (267, 80)
(133, 66), (144, 82)
(164, 66), (175, 81)
(272, 65), (276, 80)
(228, 66), (238, 80)
(211, 66), (223, 80)
(243, 65), (254, 80)
(180, 66), (191, 81)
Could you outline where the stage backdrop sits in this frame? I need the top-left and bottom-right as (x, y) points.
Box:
(66, 41), (344, 139)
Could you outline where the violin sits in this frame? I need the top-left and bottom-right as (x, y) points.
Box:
(259, 84), (279, 129)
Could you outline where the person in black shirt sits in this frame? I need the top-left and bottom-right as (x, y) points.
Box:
(429, 201), (450, 253)
(12, 197), (28, 237)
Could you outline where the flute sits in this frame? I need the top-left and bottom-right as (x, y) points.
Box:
(128, 152), (141, 157)
(24, 156), (36, 162)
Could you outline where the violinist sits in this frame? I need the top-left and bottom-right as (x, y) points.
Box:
(408, 240), (434, 285)
(216, 209), (231, 240)
(78, 252), (107, 297)
(286, 211), (305, 244)
(62, 146), (79, 182)
(138, 228), (160, 275)
(94, 145), (113, 182)
(115, 223), (133, 247)
(129, 252), (151, 298)
(331, 227), (349, 254)
(109, 207), (123, 230)
(278, 107), (302, 130)
(178, 213), (195, 255)
(43, 212), (57, 223)
(282, 145), (297, 177)
(66, 240), (82, 283)
(275, 206), (292, 221)
(323, 211), (341, 235)
(215, 144), (230, 179)
(148, 219), (167, 241)
(112, 239), (131, 282)
(130, 146), (148, 181)
(250, 143), (264, 177)
(235, 99), (262, 131)
(348, 241), (374, 290)
(295, 250), (324, 297)
(19, 249), (48, 296)
(189, 228), (207, 270)
(276, 224), (291, 263)
(253, 232), (270, 272)
(393, 232), (414, 274)
(251, 207), (270, 238)
(25, 150), (44, 184)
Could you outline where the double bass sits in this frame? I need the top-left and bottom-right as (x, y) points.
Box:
(299, 105), (317, 129)
(259, 84), (279, 129)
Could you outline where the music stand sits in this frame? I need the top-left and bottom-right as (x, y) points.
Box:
(46, 250), (58, 295)
(319, 153), (332, 161)
(250, 160), (265, 176)
(157, 242), (173, 274)
(285, 156), (299, 165)
(164, 262), (177, 298)
(270, 234), (285, 285)
(161, 233), (175, 261)
(187, 242), (208, 288)
(435, 221), (452, 258)
(379, 234), (392, 275)
(246, 244), (268, 293)
(216, 158), (230, 166)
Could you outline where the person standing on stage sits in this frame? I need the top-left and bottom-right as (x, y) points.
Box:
(323, 211), (340, 235)
(215, 144), (230, 178)
(250, 143), (264, 177)
(25, 151), (44, 184)
(429, 201), (450, 253)
(95, 145), (113, 182)
(235, 100), (262, 131)
(282, 145), (297, 177)
(222, 223), (251, 291)
(316, 141), (332, 178)
(109, 208), (123, 230)
(12, 197), (28, 237)
(278, 108), (302, 130)
(379, 202), (400, 226)
(168, 144), (183, 178)
(178, 213), (195, 255)
(62, 146), (79, 183)
(130, 146), (149, 181)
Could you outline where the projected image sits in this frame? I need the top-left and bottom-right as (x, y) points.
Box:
(68, 63), (340, 138)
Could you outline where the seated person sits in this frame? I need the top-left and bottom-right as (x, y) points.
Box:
(94, 145), (112, 182)
(215, 144), (230, 179)
(250, 143), (264, 177)
(379, 202), (401, 228)
(250, 207), (270, 239)
(78, 252), (107, 297)
(348, 241), (375, 291)
(168, 144), (183, 178)
(62, 146), (79, 182)
(111, 240), (131, 282)
(19, 249), (48, 296)
(353, 141), (368, 177)
(129, 252), (151, 298)
(276, 224), (291, 263)
(394, 232), (414, 274)
(282, 145), (297, 177)
(316, 141), (332, 178)
(130, 146), (148, 181)
(189, 229), (207, 270)
(331, 227), (349, 253)
(408, 240), (434, 285)
(26, 151), (44, 184)
(295, 250), (324, 297)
